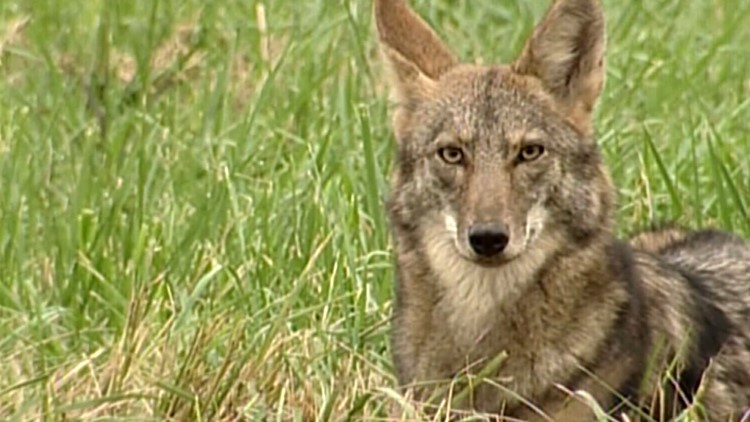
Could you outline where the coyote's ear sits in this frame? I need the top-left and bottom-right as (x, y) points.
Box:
(513, 0), (606, 135)
(374, 0), (457, 103)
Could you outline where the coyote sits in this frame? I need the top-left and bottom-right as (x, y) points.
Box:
(374, 0), (750, 420)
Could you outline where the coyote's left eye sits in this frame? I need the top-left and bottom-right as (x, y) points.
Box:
(518, 145), (545, 162)
(438, 147), (465, 165)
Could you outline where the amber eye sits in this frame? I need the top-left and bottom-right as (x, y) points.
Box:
(438, 147), (465, 165)
(519, 145), (545, 162)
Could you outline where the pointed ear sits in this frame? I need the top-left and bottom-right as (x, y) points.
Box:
(374, 0), (458, 103)
(513, 0), (606, 135)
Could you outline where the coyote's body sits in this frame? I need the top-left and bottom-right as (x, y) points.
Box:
(374, 0), (750, 420)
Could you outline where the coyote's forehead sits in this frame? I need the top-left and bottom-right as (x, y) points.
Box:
(422, 65), (569, 146)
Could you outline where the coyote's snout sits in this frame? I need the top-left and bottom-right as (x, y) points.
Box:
(375, 0), (750, 420)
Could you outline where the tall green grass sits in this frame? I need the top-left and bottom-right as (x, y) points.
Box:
(0, 0), (748, 420)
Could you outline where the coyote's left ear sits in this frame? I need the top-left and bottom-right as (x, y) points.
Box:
(513, 0), (606, 135)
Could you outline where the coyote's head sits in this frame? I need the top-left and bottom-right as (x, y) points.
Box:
(377, 0), (615, 271)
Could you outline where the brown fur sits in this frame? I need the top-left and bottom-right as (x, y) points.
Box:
(374, 0), (750, 420)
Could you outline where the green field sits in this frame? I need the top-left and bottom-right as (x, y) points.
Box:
(1, 0), (749, 420)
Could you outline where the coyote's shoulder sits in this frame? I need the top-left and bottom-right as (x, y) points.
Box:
(374, 0), (750, 420)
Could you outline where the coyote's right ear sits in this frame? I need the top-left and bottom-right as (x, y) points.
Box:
(374, 0), (457, 103)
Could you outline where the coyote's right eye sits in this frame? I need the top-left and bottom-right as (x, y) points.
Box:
(518, 145), (545, 163)
(438, 147), (464, 165)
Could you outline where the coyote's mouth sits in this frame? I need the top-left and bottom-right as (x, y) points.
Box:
(442, 203), (548, 265)
(469, 254), (517, 268)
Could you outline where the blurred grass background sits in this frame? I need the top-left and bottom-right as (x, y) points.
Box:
(0, 0), (748, 420)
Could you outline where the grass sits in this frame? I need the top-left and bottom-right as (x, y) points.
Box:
(0, 0), (748, 420)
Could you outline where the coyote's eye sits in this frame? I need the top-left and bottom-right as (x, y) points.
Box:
(438, 147), (465, 165)
(518, 145), (545, 163)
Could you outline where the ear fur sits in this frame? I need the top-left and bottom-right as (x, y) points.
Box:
(374, 0), (458, 103)
(513, 0), (606, 135)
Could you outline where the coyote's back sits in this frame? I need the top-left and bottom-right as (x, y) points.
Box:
(374, 0), (750, 420)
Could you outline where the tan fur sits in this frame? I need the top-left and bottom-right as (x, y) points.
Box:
(631, 227), (690, 254)
(375, 0), (750, 420)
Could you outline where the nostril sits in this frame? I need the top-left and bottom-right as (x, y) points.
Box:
(468, 223), (510, 258)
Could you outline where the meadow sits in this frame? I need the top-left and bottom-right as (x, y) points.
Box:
(0, 0), (749, 420)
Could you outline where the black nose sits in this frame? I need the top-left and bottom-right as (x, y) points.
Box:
(468, 223), (509, 257)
